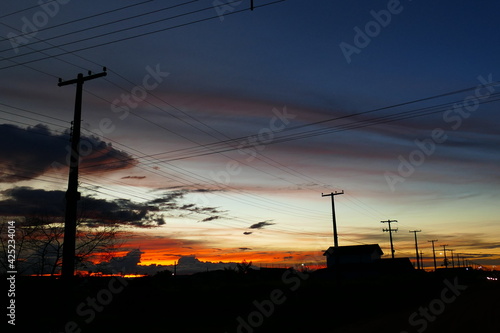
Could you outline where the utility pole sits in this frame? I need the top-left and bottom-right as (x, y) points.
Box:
(428, 239), (438, 271)
(58, 69), (107, 279)
(322, 191), (344, 248)
(450, 249), (455, 268)
(381, 220), (398, 259)
(409, 230), (422, 269)
(441, 244), (449, 268)
(420, 251), (424, 270)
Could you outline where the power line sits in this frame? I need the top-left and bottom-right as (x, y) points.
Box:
(0, 0), (288, 71)
(76, 90), (500, 170)
(0, 0), (154, 45)
(0, 1), (59, 20)
(0, 0), (342, 222)
(1, 0), (494, 226)
(0, 0), (199, 55)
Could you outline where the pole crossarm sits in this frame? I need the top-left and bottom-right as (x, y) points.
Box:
(58, 69), (107, 86)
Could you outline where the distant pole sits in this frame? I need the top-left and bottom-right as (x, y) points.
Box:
(441, 244), (449, 268)
(450, 249), (455, 268)
(428, 239), (438, 270)
(322, 191), (344, 248)
(381, 220), (398, 259)
(420, 251), (424, 270)
(409, 230), (422, 269)
(58, 69), (107, 279)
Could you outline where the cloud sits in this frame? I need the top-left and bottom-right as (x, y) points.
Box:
(243, 232), (253, 235)
(249, 220), (275, 229)
(121, 176), (146, 179)
(0, 123), (137, 183)
(173, 255), (242, 275)
(0, 186), (223, 227)
(94, 249), (144, 274)
(200, 216), (221, 222)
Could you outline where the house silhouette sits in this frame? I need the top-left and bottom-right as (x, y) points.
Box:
(322, 244), (414, 278)
(323, 244), (383, 268)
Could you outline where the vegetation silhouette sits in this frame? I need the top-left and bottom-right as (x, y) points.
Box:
(9, 265), (499, 333)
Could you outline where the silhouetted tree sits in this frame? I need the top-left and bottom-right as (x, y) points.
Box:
(0, 215), (121, 275)
(236, 260), (252, 274)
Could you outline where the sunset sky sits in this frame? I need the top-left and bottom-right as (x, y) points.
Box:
(1, 0), (499, 272)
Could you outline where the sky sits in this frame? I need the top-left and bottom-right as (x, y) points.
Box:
(1, 0), (499, 273)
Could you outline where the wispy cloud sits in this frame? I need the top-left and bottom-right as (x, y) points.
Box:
(121, 176), (146, 179)
(249, 220), (275, 229)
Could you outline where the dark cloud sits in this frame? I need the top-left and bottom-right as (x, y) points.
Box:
(200, 216), (221, 222)
(0, 123), (137, 183)
(249, 220), (275, 229)
(94, 249), (144, 274)
(172, 255), (243, 275)
(0, 186), (222, 227)
(239, 248), (252, 251)
(121, 176), (146, 179)
(243, 232), (253, 235)
(0, 187), (65, 216)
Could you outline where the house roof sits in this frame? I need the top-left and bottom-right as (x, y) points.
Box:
(323, 244), (384, 256)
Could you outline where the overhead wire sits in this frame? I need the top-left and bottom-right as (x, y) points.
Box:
(0, 0), (392, 222)
(0, 0), (288, 71)
(0, 0), (195, 54)
(0, 0), (155, 46)
(1, 0), (327, 221)
(77, 87), (500, 170)
(0, 0), (59, 20)
(4, 0), (495, 239)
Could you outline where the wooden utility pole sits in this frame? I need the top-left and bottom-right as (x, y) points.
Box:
(322, 191), (344, 248)
(409, 230), (422, 269)
(428, 239), (438, 271)
(441, 244), (449, 268)
(381, 220), (398, 258)
(58, 69), (107, 279)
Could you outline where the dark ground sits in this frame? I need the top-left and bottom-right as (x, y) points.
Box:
(5, 268), (500, 333)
